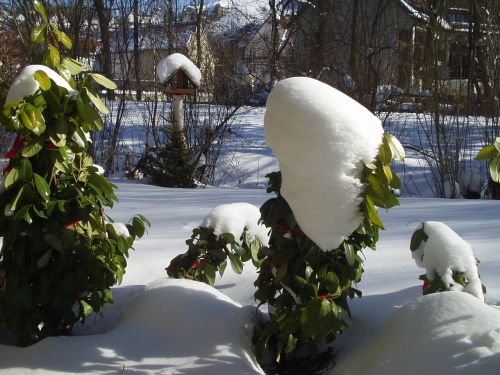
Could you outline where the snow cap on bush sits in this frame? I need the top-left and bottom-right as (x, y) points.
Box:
(5, 64), (77, 106)
(201, 202), (269, 246)
(264, 77), (383, 251)
(411, 221), (484, 301)
(156, 53), (201, 87)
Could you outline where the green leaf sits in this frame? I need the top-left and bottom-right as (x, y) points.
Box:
(60, 32), (73, 49)
(276, 261), (288, 281)
(90, 73), (117, 90)
(14, 204), (32, 223)
(34, 70), (51, 91)
(48, 44), (61, 66)
(218, 259), (227, 277)
(495, 137), (500, 153)
(378, 141), (393, 165)
(33, 173), (51, 201)
(489, 156), (500, 183)
(364, 196), (384, 229)
(410, 227), (428, 251)
(284, 334), (297, 354)
(44, 233), (64, 254)
(52, 27), (73, 50)
(33, 0), (48, 21)
(62, 57), (88, 75)
(229, 254), (243, 274)
(81, 300), (93, 318)
(37, 250), (52, 268)
(250, 240), (260, 262)
(30, 24), (47, 43)
(344, 243), (356, 266)
(18, 159), (33, 181)
(4, 168), (19, 189)
(384, 133), (405, 161)
(84, 88), (109, 114)
(22, 140), (43, 157)
(476, 144), (497, 160)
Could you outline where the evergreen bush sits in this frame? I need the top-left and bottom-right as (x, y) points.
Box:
(0, 1), (149, 346)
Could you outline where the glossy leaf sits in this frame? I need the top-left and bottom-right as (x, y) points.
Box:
(33, 173), (51, 201)
(476, 144), (497, 160)
(489, 156), (500, 183)
(62, 58), (88, 75)
(90, 73), (117, 90)
(30, 24), (47, 43)
(34, 70), (51, 91)
(33, 0), (48, 21)
(84, 88), (110, 114)
(410, 227), (428, 251)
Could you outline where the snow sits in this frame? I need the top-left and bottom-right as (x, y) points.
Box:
(334, 291), (500, 375)
(201, 202), (270, 246)
(107, 221), (130, 238)
(2, 97), (500, 373)
(4, 65), (77, 106)
(264, 77), (383, 251)
(411, 221), (484, 301)
(156, 53), (202, 87)
(0, 278), (264, 375)
(1, 180), (500, 374)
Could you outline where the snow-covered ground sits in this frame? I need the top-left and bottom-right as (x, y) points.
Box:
(1, 105), (500, 374)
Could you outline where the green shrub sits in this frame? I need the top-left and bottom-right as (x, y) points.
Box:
(0, 1), (149, 346)
(166, 226), (265, 286)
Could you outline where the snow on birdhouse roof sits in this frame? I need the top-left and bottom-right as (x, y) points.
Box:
(156, 53), (201, 88)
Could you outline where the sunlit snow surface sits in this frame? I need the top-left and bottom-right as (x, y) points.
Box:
(1, 104), (500, 373)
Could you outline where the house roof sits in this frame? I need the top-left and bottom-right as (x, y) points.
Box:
(109, 22), (197, 54)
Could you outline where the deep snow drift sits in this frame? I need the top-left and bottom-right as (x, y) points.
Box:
(334, 291), (500, 375)
(264, 77), (383, 251)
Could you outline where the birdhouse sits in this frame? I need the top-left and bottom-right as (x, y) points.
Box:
(163, 69), (197, 96)
(157, 53), (201, 96)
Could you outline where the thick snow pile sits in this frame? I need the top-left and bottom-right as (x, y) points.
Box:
(333, 291), (500, 375)
(4, 65), (77, 106)
(156, 53), (201, 87)
(0, 278), (264, 375)
(411, 221), (484, 301)
(201, 202), (269, 246)
(264, 77), (383, 251)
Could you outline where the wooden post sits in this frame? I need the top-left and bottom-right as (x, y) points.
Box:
(172, 94), (187, 147)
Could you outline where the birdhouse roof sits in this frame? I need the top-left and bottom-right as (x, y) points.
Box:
(157, 53), (201, 87)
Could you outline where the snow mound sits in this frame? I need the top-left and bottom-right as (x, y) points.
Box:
(412, 221), (484, 301)
(5, 65), (77, 106)
(334, 292), (500, 375)
(201, 202), (269, 246)
(264, 77), (383, 251)
(0, 278), (264, 375)
(156, 53), (201, 87)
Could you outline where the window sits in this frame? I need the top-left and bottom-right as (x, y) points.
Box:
(449, 42), (469, 79)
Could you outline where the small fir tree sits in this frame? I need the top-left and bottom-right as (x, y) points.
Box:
(143, 126), (195, 188)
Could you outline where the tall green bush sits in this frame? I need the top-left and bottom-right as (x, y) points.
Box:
(0, 1), (149, 346)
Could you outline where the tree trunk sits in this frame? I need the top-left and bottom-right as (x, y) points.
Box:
(93, 0), (114, 100)
(133, 0), (141, 101)
(195, 0), (204, 67)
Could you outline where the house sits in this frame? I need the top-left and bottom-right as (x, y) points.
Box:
(288, 0), (498, 108)
(109, 21), (214, 97)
